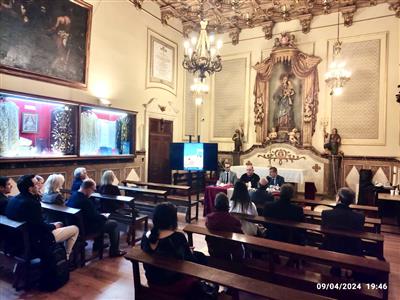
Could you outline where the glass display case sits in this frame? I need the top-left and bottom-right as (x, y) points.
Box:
(79, 106), (135, 156)
(0, 91), (78, 158)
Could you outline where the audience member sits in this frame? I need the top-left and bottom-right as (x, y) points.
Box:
(42, 174), (66, 205)
(6, 175), (79, 260)
(218, 161), (237, 185)
(0, 176), (12, 215)
(71, 167), (88, 192)
(251, 177), (274, 207)
(239, 162), (260, 188)
(229, 181), (258, 236)
(35, 175), (45, 196)
(67, 179), (126, 257)
(263, 183), (305, 245)
(321, 187), (365, 256)
(206, 193), (244, 261)
(266, 167), (285, 188)
(98, 170), (121, 212)
(141, 203), (207, 297)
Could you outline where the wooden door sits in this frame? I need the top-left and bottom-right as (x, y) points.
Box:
(148, 118), (173, 183)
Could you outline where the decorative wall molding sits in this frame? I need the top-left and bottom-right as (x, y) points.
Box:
(257, 149), (306, 165)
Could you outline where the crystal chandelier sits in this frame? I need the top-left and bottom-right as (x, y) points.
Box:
(191, 77), (209, 106)
(183, 20), (223, 81)
(324, 1), (351, 96)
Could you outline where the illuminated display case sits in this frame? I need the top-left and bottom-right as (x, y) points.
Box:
(0, 91), (78, 158)
(0, 90), (136, 161)
(80, 106), (135, 156)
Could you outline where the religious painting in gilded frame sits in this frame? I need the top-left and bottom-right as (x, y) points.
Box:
(147, 28), (178, 95)
(0, 0), (92, 89)
(21, 113), (39, 133)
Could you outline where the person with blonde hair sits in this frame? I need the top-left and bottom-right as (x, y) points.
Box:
(42, 174), (66, 205)
(98, 170), (121, 212)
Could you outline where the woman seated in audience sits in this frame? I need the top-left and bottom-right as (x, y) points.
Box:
(71, 167), (88, 192)
(229, 181), (259, 236)
(98, 170), (121, 195)
(206, 192), (244, 261)
(35, 175), (45, 197)
(42, 174), (66, 205)
(98, 170), (121, 213)
(141, 203), (207, 298)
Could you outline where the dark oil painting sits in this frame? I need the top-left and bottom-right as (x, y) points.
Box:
(0, 0), (92, 88)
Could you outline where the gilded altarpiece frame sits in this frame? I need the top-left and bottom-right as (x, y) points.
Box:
(253, 33), (321, 147)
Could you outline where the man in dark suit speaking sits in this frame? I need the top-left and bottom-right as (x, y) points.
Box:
(266, 167), (285, 187)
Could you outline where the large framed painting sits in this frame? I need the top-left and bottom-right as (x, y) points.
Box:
(0, 0), (92, 89)
(146, 29), (177, 95)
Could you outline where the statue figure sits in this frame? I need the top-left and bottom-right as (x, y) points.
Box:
(273, 74), (295, 132)
(289, 128), (300, 145)
(268, 127), (278, 140)
(324, 128), (341, 155)
(232, 124), (244, 152)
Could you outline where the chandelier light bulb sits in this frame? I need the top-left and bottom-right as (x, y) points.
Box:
(333, 87), (343, 96)
(195, 97), (203, 106)
(209, 34), (215, 44)
(210, 48), (216, 57)
(216, 40), (223, 49)
(191, 36), (197, 46)
(183, 40), (190, 49)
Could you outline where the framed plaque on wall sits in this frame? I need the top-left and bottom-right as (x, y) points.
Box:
(146, 29), (177, 95)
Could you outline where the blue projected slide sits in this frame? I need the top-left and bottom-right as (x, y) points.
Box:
(184, 143), (204, 171)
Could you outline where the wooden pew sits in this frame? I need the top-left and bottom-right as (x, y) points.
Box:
(124, 247), (333, 300)
(122, 180), (199, 223)
(184, 224), (390, 300)
(231, 213), (385, 260)
(303, 209), (381, 233)
(118, 186), (167, 202)
(292, 199), (379, 217)
(90, 193), (148, 245)
(0, 215), (31, 290)
(41, 202), (106, 267)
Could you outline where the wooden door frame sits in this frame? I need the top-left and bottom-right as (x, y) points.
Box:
(144, 102), (178, 182)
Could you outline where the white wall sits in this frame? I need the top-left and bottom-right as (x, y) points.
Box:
(196, 4), (400, 157)
(0, 0), (185, 151)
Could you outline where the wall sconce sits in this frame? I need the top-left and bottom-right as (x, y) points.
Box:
(98, 98), (111, 107)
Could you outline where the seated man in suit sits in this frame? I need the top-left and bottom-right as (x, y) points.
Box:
(321, 187), (365, 256)
(6, 175), (79, 260)
(67, 179), (126, 257)
(206, 193), (244, 261)
(263, 183), (305, 245)
(218, 161), (237, 185)
(71, 167), (88, 192)
(239, 162), (260, 188)
(0, 176), (12, 215)
(251, 177), (274, 208)
(266, 167), (285, 188)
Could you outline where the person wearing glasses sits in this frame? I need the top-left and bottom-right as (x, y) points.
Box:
(67, 179), (126, 257)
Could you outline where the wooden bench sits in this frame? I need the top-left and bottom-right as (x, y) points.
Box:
(0, 215), (32, 290)
(184, 224), (390, 300)
(231, 213), (385, 260)
(292, 199), (379, 217)
(303, 209), (381, 233)
(118, 186), (167, 202)
(122, 180), (199, 223)
(40, 202), (105, 267)
(124, 247), (333, 300)
(90, 193), (148, 245)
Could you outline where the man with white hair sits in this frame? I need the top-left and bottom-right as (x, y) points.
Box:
(71, 167), (88, 192)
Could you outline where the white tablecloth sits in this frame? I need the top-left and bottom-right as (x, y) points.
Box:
(230, 166), (305, 184)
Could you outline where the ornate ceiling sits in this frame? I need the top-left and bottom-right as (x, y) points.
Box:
(131, 0), (400, 44)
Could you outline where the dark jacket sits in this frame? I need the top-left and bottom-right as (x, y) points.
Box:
(66, 191), (106, 234)
(71, 178), (83, 193)
(251, 186), (274, 208)
(266, 175), (285, 187)
(97, 184), (121, 196)
(205, 211), (244, 261)
(263, 199), (305, 245)
(141, 231), (198, 285)
(0, 193), (8, 215)
(42, 192), (65, 205)
(321, 203), (365, 256)
(239, 173), (260, 188)
(5, 192), (55, 255)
